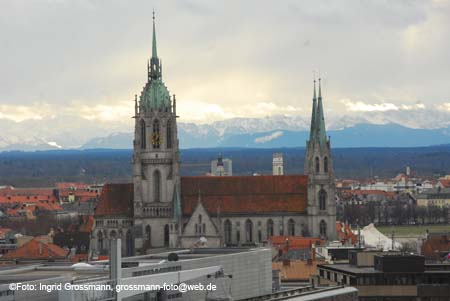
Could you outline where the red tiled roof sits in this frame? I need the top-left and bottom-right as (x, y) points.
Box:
(56, 182), (90, 190)
(0, 228), (12, 239)
(269, 236), (324, 254)
(0, 187), (55, 197)
(273, 259), (325, 281)
(439, 179), (450, 188)
(421, 234), (450, 259)
(79, 215), (94, 233)
(95, 183), (133, 217)
(2, 238), (68, 260)
(181, 175), (308, 216)
(336, 222), (358, 245)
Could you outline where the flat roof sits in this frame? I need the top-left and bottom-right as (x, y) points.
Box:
(318, 264), (379, 275)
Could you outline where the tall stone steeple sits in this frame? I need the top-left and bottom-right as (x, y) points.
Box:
(132, 12), (181, 253)
(149, 10), (161, 81)
(305, 78), (336, 240)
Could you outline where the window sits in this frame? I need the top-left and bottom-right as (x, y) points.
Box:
(279, 221), (284, 236)
(224, 220), (232, 244)
(320, 220), (327, 237)
(288, 219), (295, 236)
(267, 219), (274, 238)
(166, 120), (172, 149)
(315, 157), (320, 173)
(319, 189), (327, 211)
(153, 170), (161, 202)
(145, 225), (151, 247)
(245, 219), (253, 242)
(140, 120), (146, 149)
(152, 119), (160, 148)
(97, 231), (103, 251)
(324, 156), (328, 172)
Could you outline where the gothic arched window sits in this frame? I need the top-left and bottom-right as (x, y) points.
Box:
(153, 170), (161, 202)
(152, 119), (160, 149)
(245, 219), (253, 242)
(288, 219), (295, 236)
(97, 231), (103, 252)
(164, 224), (169, 247)
(315, 157), (320, 173)
(279, 221), (284, 235)
(319, 189), (327, 211)
(145, 225), (151, 247)
(267, 219), (274, 238)
(140, 120), (146, 149)
(166, 120), (172, 149)
(224, 220), (232, 245)
(320, 220), (327, 238)
(126, 230), (133, 256)
(110, 230), (117, 239)
(324, 156), (329, 172)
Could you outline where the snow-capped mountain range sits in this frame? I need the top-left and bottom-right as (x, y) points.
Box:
(1, 109), (450, 151)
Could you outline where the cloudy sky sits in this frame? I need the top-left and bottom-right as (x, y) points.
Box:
(1, 0), (449, 127)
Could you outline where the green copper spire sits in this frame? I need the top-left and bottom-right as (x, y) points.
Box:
(152, 10), (158, 59)
(316, 78), (327, 147)
(140, 10), (170, 112)
(148, 10), (161, 81)
(309, 80), (317, 141)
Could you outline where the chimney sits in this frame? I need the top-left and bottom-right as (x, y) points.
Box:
(311, 245), (316, 261)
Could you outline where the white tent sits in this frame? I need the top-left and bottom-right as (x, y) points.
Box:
(360, 223), (402, 251)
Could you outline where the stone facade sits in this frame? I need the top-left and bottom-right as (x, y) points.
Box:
(305, 79), (337, 239)
(91, 16), (337, 257)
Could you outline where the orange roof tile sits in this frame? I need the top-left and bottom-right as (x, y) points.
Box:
(421, 234), (450, 259)
(269, 236), (324, 251)
(2, 238), (68, 260)
(336, 222), (358, 245)
(273, 260), (325, 281)
(95, 183), (134, 217)
(181, 175), (308, 216)
(439, 179), (450, 188)
(79, 215), (94, 233)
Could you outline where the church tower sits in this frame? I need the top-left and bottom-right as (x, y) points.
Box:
(133, 13), (182, 253)
(305, 79), (336, 240)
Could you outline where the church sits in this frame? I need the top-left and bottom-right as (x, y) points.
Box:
(91, 16), (336, 257)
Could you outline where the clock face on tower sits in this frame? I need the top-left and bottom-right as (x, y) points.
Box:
(152, 132), (161, 148)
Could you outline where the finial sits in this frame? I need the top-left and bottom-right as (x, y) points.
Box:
(318, 77), (322, 98)
(152, 9), (155, 21)
(313, 71), (317, 101)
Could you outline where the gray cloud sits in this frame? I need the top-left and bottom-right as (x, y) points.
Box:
(0, 0), (449, 127)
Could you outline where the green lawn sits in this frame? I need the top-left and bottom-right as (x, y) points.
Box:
(376, 224), (450, 236)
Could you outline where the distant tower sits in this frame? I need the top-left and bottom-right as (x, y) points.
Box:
(211, 154), (232, 176)
(305, 78), (336, 240)
(216, 154), (225, 176)
(132, 12), (182, 252)
(273, 153), (284, 175)
(406, 166), (411, 176)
